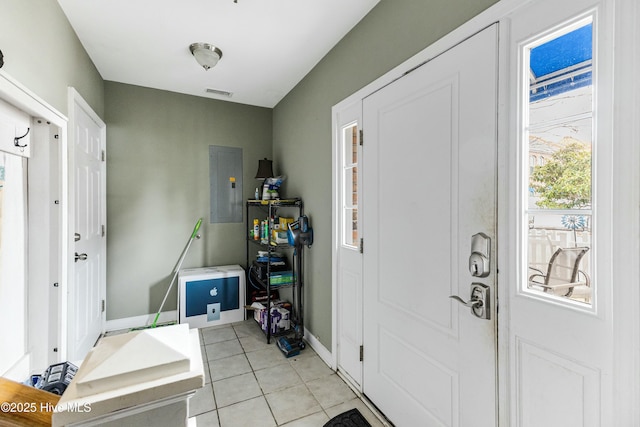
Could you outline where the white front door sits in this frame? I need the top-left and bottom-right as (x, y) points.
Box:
(362, 25), (498, 426)
(505, 0), (615, 424)
(334, 101), (364, 387)
(68, 90), (106, 361)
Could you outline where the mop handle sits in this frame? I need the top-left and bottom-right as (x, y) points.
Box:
(191, 218), (203, 238)
(173, 218), (203, 273)
(152, 218), (202, 327)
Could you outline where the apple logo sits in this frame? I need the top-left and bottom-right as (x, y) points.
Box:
(210, 287), (218, 297)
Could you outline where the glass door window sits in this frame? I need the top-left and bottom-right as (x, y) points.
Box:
(522, 18), (594, 306)
(342, 123), (359, 248)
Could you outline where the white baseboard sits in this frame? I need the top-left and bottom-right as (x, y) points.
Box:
(304, 327), (333, 369)
(106, 310), (178, 332)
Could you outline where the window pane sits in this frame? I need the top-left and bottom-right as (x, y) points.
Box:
(342, 123), (359, 248)
(528, 116), (592, 210)
(528, 213), (592, 303)
(342, 125), (358, 166)
(343, 166), (357, 209)
(524, 20), (594, 306)
(351, 166), (358, 206)
(344, 208), (358, 247)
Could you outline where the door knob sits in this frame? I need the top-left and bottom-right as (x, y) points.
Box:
(449, 295), (483, 308)
(450, 283), (490, 319)
(75, 252), (88, 262)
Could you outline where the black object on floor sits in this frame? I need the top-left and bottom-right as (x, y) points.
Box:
(324, 408), (372, 427)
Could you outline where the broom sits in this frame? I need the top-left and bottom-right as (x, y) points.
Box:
(131, 218), (202, 331)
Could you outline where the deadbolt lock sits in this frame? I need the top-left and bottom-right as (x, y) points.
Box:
(469, 233), (490, 277)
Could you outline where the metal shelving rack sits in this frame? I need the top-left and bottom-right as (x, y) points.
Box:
(246, 198), (303, 343)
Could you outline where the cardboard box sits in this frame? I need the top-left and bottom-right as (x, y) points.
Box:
(269, 270), (294, 286)
(178, 265), (246, 329)
(249, 301), (291, 334)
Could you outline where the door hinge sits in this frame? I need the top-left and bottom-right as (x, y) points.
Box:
(101, 150), (106, 161)
(359, 129), (363, 146)
(359, 238), (364, 254)
(101, 299), (105, 313)
(359, 345), (364, 362)
(101, 224), (106, 237)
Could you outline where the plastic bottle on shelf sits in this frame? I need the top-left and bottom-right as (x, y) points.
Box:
(262, 219), (269, 242)
(253, 219), (259, 240)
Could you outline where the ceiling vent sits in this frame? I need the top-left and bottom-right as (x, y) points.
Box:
(205, 88), (233, 97)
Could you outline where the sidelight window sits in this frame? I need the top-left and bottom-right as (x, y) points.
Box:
(341, 123), (359, 248)
(522, 18), (594, 306)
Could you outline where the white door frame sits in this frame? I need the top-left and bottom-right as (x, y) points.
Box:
(608, 1), (640, 422)
(0, 70), (69, 371)
(331, 0), (640, 423)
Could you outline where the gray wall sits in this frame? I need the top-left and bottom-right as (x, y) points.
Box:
(0, 0), (104, 117)
(104, 82), (272, 320)
(0, 0), (500, 342)
(273, 0), (498, 348)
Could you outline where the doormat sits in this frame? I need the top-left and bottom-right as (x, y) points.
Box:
(324, 408), (372, 427)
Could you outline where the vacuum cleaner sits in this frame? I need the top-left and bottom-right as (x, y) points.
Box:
(277, 215), (313, 357)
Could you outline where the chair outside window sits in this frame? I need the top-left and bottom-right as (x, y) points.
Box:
(528, 247), (591, 302)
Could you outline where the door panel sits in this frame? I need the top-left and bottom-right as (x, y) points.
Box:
(69, 93), (106, 361)
(507, 0), (614, 425)
(362, 25), (498, 426)
(516, 338), (600, 427)
(335, 102), (364, 387)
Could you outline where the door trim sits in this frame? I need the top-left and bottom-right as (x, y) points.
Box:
(610, 1), (640, 423)
(0, 70), (69, 368)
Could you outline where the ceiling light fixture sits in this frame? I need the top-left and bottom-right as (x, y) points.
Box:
(189, 43), (223, 71)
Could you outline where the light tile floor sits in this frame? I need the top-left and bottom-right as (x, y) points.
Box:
(187, 320), (386, 427)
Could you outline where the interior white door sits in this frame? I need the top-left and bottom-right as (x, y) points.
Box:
(335, 101), (364, 387)
(69, 91), (106, 361)
(362, 25), (498, 426)
(506, 1), (614, 425)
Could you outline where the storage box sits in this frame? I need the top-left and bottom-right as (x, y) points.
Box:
(178, 265), (246, 329)
(250, 301), (291, 334)
(269, 270), (294, 286)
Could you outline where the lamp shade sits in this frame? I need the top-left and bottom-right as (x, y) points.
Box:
(189, 43), (223, 70)
(255, 158), (274, 179)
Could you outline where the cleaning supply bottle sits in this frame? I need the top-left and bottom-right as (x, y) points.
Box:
(253, 219), (260, 240)
(262, 219), (269, 243)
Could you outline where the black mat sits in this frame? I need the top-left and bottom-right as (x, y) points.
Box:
(324, 408), (372, 427)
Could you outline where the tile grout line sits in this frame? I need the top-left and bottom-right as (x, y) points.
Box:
(199, 322), (374, 426)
